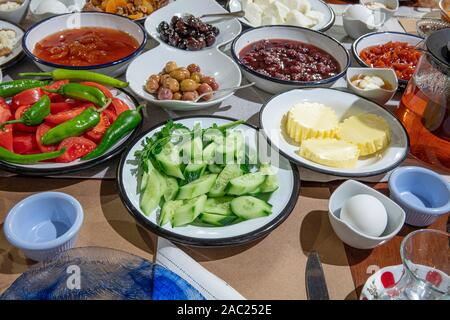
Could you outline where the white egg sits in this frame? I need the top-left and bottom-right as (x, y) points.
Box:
(35, 0), (69, 15)
(340, 194), (388, 237)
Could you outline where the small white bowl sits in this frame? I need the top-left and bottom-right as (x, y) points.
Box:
(22, 12), (147, 77)
(0, 0), (30, 25)
(360, 0), (399, 20)
(126, 45), (241, 111)
(352, 31), (423, 87)
(342, 4), (385, 40)
(29, 0), (86, 22)
(328, 180), (405, 249)
(231, 25), (350, 94)
(346, 67), (398, 105)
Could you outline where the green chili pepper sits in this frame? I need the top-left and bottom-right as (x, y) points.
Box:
(43, 83), (111, 108)
(0, 95), (51, 129)
(19, 69), (128, 88)
(42, 107), (101, 145)
(82, 105), (144, 160)
(0, 146), (66, 164)
(0, 79), (50, 98)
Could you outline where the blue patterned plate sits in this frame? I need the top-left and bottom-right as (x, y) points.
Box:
(1, 247), (204, 300)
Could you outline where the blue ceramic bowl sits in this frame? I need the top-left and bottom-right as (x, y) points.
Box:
(388, 167), (450, 227)
(4, 192), (83, 262)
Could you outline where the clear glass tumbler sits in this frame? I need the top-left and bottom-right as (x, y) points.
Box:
(378, 229), (449, 300)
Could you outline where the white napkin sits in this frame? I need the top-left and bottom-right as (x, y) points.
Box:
(155, 237), (245, 300)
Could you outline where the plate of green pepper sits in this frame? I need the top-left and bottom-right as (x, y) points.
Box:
(0, 69), (144, 175)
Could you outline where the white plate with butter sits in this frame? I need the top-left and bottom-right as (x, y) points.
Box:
(228, 0), (335, 32)
(259, 88), (409, 177)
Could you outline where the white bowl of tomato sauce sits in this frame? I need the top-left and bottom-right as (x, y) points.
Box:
(22, 12), (147, 77)
(231, 25), (350, 94)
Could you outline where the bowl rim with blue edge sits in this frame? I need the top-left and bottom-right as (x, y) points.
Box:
(22, 11), (148, 70)
(231, 25), (350, 87)
(3, 192), (84, 251)
(388, 166), (450, 215)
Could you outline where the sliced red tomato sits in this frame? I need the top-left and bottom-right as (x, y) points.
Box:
(0, 97), (12, 123)
(45, 105), (90, 124)
(44, 80), (70, 102)
(50, 100), (80, 114)
(84, 113), (111, 143)
(55, 137), (97, 163)
(0, 124), (13, 151)
(36, 123), (57, 153)
(13, 133), (39, 154)
(80, 82), (113, 99)
(14, 106), (38, 133)
(102, 109), (117, 124)
(111, 98), (130, 116)
(11, 88), (43, 111)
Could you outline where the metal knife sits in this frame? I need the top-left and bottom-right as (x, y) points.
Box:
(305, 251), (330, 300)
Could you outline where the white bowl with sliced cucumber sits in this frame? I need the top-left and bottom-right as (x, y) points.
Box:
(117, 116), (300, 246)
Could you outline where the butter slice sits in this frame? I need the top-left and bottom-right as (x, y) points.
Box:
(338, 114), (391, 156)
(285, 102), (339, 143)
(299, 138), (360, 168)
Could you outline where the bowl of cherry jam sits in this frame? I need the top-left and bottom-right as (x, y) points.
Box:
(231, 25), (350, 94)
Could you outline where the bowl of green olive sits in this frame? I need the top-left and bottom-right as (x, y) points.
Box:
(125, 44), (242, 111)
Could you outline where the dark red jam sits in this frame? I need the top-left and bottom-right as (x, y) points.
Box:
(238, 39), (341, 82)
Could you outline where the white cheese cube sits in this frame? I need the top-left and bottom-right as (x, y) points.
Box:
(305, 10), (324, 25)
(285, 10), (315, 28)
(245, 3), (264, 26)
(280, 0), (311, 13)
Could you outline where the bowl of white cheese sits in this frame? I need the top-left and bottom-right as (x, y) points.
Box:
(228, 0), (335, 31)
(0, 0), (30, 25)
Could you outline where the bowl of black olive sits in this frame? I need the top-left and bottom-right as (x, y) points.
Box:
(157, 15), (220, 51)
(144, 0), (242, 51)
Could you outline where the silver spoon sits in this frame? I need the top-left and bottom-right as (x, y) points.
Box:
(181, 10), (245, 20)
(194, 82), (255, 103)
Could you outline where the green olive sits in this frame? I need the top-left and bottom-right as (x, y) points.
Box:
(170, 68), (190, 82)
(190, 72), (202, 83)
(162, 77), (180, 92)
(180, 79), (199, 92)
(164, 61), (178, 73)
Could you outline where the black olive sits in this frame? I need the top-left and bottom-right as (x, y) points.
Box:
(205, 34), (216, 47)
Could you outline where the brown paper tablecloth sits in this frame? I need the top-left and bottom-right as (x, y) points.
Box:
(0, 177), (357, 299)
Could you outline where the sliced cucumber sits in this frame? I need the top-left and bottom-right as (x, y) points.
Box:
(172, 195), (207, 227)
(199, 213), (236, 227)
(204, 197), (234, 216)
(230, 196), (272, 220)
(140, 162), (166, 216)
(181, 136), (203, 164)
(163, 176), (179, 201)
(259, 174), (279, 193)
(203, 128), (223, 144)
(139, 161), (150, 192)
(208, 164), (243, 198)
(155, 143), (184, 180)
(208, 163), (223, 174)
(183, 163), (207, 183)
(171, 128), (191, 146)
(159, 200), (183, 226)
(202, 142), (217, 164)
(176, 173), (218, 200)
(226, 172), (266, 195)
(227, 131), (245, 162)
(215, 138), (235, 165)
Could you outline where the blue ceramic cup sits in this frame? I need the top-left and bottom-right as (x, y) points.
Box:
(388, 167), (450, 227)
(3, 192), (83, 262)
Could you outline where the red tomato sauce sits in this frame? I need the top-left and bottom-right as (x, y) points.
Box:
(33, 27), (139, 67)
(359, 41), (422, 81)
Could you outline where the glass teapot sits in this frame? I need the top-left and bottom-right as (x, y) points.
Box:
(396, 29), (450, 173)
